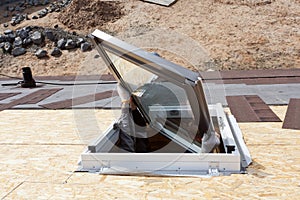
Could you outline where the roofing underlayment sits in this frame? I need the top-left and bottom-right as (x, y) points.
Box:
(1, 69), (300, 198)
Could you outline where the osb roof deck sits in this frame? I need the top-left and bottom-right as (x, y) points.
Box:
(1, 69), (300, 198)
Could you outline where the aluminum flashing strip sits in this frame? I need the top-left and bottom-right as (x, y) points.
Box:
(0, 89), (62, 111)
(0, 92), (21, 101)
(282, 98), (300, 130)
(226, 95), (281, 122)
(141, 0), (177, 6)
(40, 90), (117, 109)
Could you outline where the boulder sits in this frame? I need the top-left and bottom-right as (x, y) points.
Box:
(12, 47), (26, 56)
(81, 42), (92, 52)
(50, 47), (62, 57)
(65, 39), (77, 50)
(13, 37), (23, 47)
(57, 38), (66, 49)
(31, 31), (44, 45)
(35, 49), (48, 58)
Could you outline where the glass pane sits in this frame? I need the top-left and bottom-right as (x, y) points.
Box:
(106, 51), (157, 91)
(105, 49), (201, 150)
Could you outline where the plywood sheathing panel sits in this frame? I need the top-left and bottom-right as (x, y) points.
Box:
(1, 107), (300, 199)
(282, 98), (300, 130)
(226, 95), (282, 122)
(0, 110), (118, 144)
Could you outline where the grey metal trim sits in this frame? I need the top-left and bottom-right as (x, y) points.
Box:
(88, 122), (119, 153)
(226, 115), (252, 168)
(91, 30), (199, 84)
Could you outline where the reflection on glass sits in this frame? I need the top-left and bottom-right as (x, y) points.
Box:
(106, 51), (157, 91)
(105, 49), (201, 150)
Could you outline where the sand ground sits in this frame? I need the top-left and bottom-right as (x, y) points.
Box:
(0, 0), (299, 78)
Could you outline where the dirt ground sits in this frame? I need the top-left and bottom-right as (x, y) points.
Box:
(0, 0), (299, 77)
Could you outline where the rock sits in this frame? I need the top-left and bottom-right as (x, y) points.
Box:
(16, 28), (29, 39)
(3, 23), (9, 28)
(6, 33), (16, 43)
(23, 37), (32, 47)
(33, 0), (40, 6)
(35, 49), (48, 58)
(54, 24), (59, 29)
(12, 47), (26, 56)
(31, 31), (44, 45)
(4, 30), (13, 35)
(0, 42), (5, 49)
(13, 37), (23, 47)
(57, 38), (66, 49)
(81, 42), (92, 52)
(4, 42), (12, 53)
(24, 26), (32, 32)
(7, 6), (15, 12)
(43, 0), (50, 5)
(38, 9), (48, 18)
(25, 14), (30, 20)
(50, 47), (62, 57)
(3, 12), (9, 18)
(32, 15), (38, 19)
(44, 29), (55, 41)
(10, 14), (25, 26)
(10, 21), (16, 26)
(15, 6), (21, 12)
(65, 39), (77, 50)
(76, 37), (84, 47)
(0, 35), (6, 43)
